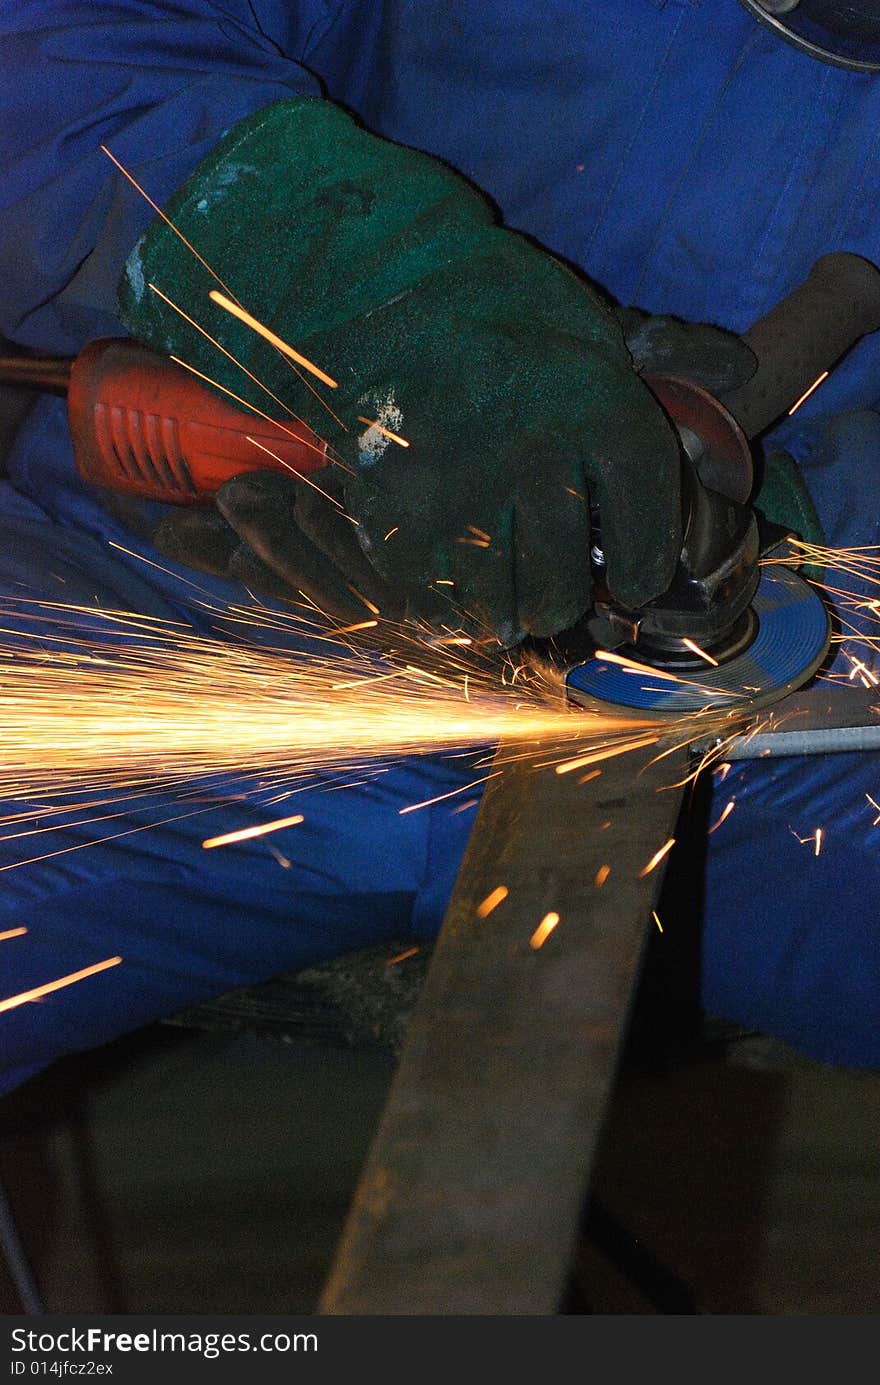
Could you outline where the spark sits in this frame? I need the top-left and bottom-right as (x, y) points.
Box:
(209, 289), (338, 389)
(638, 837), (676, 878)
(167, 354), (339, 487)
(356, 416), (410, 447)
(146, 282), (344, 447)
(0, 927), (27, 942)
(790, 826), (824, 856)
(681, 637), (719, 667)
(101, 147), (234, 298)
(399, 773), (498, 815)
(331, 620), (378, 637)
(476, 885), (509, 919)
(384, 528), (400, 542)
(714, 762), (732, 782)
(555, 732), (661, 774)
(594, 864), (610, 887)
(788, 370), (829, 416)
(866, 793), (880, 826)
(708, 799), (735, 833)
(529, 912), (560, 950)
(202, 813), (305, 849)
(245, 436), (344, 502)
(594, 649), (684, 684)
(347, 586), (381, 616)
(0, 956), (122, 1015)
(652, 910), (664, 933)
(593, 649), (735, 698)
(846, 655), (878, 687)
(386, 946), (421, 965)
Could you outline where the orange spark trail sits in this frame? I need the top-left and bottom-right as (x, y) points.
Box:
(385, 946), (421, 966)
(709, 800), (735, 833)
(681, 637), (719, 667)
(356, 417), (410, 447)
(476, 886), (509, 919)
(209, 290), (338, 389)
(167, 356), (339, 486)
(0, 956), (122, 1015)
(202, 814), (305, 849)
(639, 837), (676, 878)
(530, 912), (560, 950)
(101, 147), (234, 297)
(0, 927), (27, 942)
(788, 370), (829, 415)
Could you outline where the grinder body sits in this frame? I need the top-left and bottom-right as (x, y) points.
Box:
(588, 252), (880, 667)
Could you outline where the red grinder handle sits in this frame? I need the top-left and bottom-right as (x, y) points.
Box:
(67, 338), (327, 503)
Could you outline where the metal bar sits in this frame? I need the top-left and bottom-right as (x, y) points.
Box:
(695, 683), (880, 760)
(318, 734), (689, 1315)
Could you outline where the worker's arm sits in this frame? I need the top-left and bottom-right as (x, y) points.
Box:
(0, 1), (325, 353)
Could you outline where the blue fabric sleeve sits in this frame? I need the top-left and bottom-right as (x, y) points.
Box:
(0, 1), (327, 354)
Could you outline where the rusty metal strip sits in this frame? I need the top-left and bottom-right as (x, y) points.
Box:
(318, 734), (690, 1314)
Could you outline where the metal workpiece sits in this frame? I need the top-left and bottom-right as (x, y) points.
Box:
(319, 734), (689, 1315)
(697, 682), (880, 760)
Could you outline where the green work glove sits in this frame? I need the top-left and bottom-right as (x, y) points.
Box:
(120, 98), (686, 643)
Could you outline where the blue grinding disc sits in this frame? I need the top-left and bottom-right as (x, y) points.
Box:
(566, 567), (830, 714)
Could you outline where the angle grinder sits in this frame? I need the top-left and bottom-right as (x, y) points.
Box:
(1, 255), (879, 714)
(566, 252), (880, 715)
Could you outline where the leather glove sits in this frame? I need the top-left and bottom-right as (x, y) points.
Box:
(120, 98), (689, 644)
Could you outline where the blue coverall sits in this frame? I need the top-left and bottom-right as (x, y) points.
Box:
(1, 0), (879, 1091)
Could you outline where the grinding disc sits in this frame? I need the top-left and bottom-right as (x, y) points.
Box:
(566, 566), (830, 714)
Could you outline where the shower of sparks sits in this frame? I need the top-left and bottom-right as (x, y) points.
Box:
(477, 886), (509, 919)
(0, 591), (654, 869)
(787, 370), (829, 416)
(0, 956), (123, 1015)
(2, 536), (880, 884)
(639, 837), (676, 878)
(209, 289), (338, 390)
(202, 814), (305, 850)
(529, 912), (560, 950)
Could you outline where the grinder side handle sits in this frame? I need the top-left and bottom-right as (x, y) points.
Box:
(719, 252), (880, 439)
